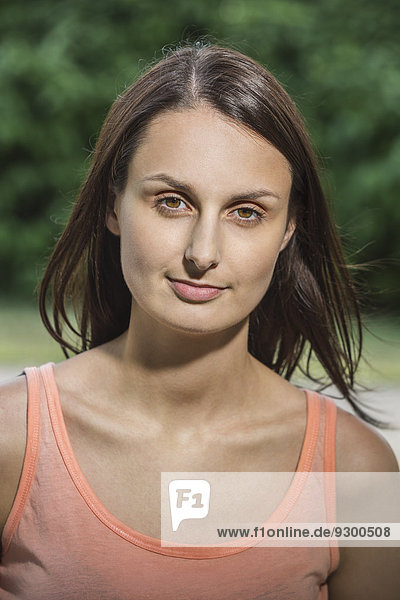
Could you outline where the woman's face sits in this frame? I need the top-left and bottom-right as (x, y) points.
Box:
(107, 106), (294, 336)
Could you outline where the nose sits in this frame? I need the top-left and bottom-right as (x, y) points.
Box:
(184, 217), (221, 271)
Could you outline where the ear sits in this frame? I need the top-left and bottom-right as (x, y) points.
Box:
(279, 219), (296, 252)
(106, 197), (121, 236)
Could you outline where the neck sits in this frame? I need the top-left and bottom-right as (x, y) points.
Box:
(103, 304), (267, 429)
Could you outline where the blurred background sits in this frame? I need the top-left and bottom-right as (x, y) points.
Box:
(0, 0), (399, 454)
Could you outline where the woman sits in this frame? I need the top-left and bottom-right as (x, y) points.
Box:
(0, 41), (399, 599)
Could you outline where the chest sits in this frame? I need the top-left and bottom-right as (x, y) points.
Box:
(60, 391), (307, 539)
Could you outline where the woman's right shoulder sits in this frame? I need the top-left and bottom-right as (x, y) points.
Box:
(0, 374), (28, 538)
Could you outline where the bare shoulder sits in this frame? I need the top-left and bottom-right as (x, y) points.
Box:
(335, 404), (399, 472)
(0, 374), (28, 539)
(328, 404), (400, 599)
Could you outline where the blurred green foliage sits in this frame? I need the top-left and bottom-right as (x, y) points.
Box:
(1, 0), (399, 309)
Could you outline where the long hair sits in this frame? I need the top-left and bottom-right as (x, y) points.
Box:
(38, 40), (378, 425)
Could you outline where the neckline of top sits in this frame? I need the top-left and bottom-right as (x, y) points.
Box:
(38, 361), (321, 560)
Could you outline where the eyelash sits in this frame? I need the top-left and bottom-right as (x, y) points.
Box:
(153, 195), (267, 227)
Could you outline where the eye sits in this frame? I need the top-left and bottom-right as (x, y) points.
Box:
(155, 195), (187, 214)
(153, 195), (267, 226)
(233, 206), (266, 225)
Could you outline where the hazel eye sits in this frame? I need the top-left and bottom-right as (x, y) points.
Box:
(153, 195), (267, 227)
(236, 207), (256, 219)
(155, 195), (187, 213)
(165, 197), (183, 208)
(231, 206), (266, 225)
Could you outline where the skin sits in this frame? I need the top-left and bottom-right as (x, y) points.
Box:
(105, 105), (296, 432)
(0, 105), (399, 596)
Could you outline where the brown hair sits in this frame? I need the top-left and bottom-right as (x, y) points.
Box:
(38, 40), (379, 425)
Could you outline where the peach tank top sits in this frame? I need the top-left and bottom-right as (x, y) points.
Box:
(0, 363), (339, 599)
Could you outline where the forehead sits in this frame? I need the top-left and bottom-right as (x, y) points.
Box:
(127, 107), (292, 200)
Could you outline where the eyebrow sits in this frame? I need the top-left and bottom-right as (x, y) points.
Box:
(140, 173), (281, 202)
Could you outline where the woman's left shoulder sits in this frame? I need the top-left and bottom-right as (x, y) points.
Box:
(334, 403), (399, 472)
(328, 404), (400, 599)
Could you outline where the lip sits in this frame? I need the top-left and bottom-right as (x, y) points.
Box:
(167, 277), (226, 290)
(167, 277), (226, 302)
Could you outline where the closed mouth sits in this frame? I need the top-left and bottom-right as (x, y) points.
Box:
(167, 277), (225, 290)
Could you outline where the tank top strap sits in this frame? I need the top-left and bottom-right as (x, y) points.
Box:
(38, 361), (59, 420)
(1, 367), (41, 555)
(304, 391), (337, 473)
(297, 390), (321, 472)
(299, 390), (339, 575)
(323, 395), (337, 473)
(318, 393), (339, 574)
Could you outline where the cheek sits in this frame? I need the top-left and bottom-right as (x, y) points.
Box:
(236, 237), (282, 290)
(118, 216), (175, 286)
(241, 259), (278, 305)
